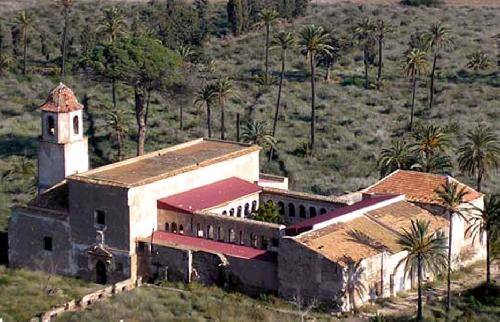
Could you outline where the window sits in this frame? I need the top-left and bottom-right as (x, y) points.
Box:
(197, 224), (203, 237)
(171, 223), (177, 233)
(179, 225), (184, 234)
(244, 203), (250, 216)
(47, 116), (55, 136)
(251, 200), (258, 212)
(261, 236), (268, 250)
(239, 231), (244, 245)
(278, 201), (285, 215)
(320, 208), (327, 215)
(299, 205), (306, 218)
(207, 225), (214, 239)
(237, 206), (242, 217)
(217, 227), (222, 240)
(222, 210), (227, 216)
(43, 236), (53, 251)
(165, 223), (169, 232)
(288, 203), (295, 217)
(95, 210), (106, 226)
(250, 233), (258, 248)
(73, 115), (79, 134)
(309, 207), (317, 217)
(137, 241), (146, 254)
(229, 229), (236, 243)
(229, 208), (235, 216)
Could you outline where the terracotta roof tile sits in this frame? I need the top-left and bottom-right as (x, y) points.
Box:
(298, 201), (448, 266)
(365, 170), (481, 205)
(40, 83), (83, 113)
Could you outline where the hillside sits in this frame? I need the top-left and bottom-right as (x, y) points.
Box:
(0, 1), (499, 232)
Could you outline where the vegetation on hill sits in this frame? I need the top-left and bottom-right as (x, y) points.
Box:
(0, 1), (498, 231)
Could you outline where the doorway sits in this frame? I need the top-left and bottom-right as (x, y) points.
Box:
(95, 260), (107, 284)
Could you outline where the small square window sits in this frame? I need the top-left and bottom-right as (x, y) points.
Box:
(43, 237), (53, 251)
(95, 210), (106, 226)
(137, 242), (146, 254)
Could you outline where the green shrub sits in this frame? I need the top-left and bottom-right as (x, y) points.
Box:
(402, 0), (443, 6)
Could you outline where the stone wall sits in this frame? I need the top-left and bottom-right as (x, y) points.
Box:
(226, 255), (278, 295)
(157, 209), (284, 250)
(8, 207), (73, 275)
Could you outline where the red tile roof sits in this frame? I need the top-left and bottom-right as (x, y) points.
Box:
(365, 170), (482, 205)
(150, 231), (277, 262)
(40, 83), (83, 113)
(286, 194), (400, 236)
(157, 177), (261, 214)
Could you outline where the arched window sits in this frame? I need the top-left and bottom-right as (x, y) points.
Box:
(309, 207), (317, 217)
(164, 223), (169, 232)
(239, 231), (244, 245)
(179, 225), (184, 234)
(207, 225), (214, 239)
(197, 224), (203, 237)
(251, 200), (258, 212)
(171, 223), (177, 233)
(299, 205), (306, 218)
(244, 203), (250, 216)
(237, 206), (242, 217)
(73, 115), (79, 134)
(261, 236), (268, 250)
(47, 116), (55, 136)
(278, 201), (285, 215)
(229, 229), (235, 243)
(229, 208), (235, 216)
(222, 210), (227, 216)
(288, 203), (295, 217)
(320, 208), (327, 215)
(217, 227), (222, 240)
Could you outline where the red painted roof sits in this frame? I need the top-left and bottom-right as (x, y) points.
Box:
(157, 177), (261, 214)
(150, 231), (277, 262)
(286, 194), (398, 236)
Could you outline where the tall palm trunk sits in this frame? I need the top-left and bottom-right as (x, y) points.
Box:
(363, 47), (369, 89)
(134, 86), (147, 156)
(62, 8), (69, 78)
(111, 78), (117, 109)
(409, 74), (417, 131)
(264, 24), (270, 83)
(324, 61), (331, 82)
(428, 52), (438, 109)
(377, 37), (383, 90)
(476, 162), (484, 192)
(220, 96), (226, 140)
(116, 132), (123, 161)
(309, 53), (316, 152)
(22, 31), (27, 75)
(269, 48), (286, 162)
(446, 212), (453, 312)
(486, 232), (491, 288)
(417, 254), (423, 321)
(206, 101), (212, 138)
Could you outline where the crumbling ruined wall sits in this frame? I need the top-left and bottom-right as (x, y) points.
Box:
(226, 256), (278, 295)
(8, 207), (73, 275)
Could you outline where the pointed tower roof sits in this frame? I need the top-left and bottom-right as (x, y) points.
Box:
(40, 83), (83, 113)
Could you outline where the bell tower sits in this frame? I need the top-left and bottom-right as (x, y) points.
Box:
(38, 83), (89, 193)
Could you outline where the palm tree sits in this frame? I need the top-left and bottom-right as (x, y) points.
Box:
(106, 107), (128, 161)
(466, 195), (500, 288)
(15, 10), (35, 75)
(378, 140), (414, 176)
(60, 0), (74, 78)
(176, 45), (195, 62)
(269, 31), (295, 161)
(374, 19), (392, 90)
(435, 181), (469, 312)
(457, 125), (500, 192)
(403, 49), (428, 131)
(241, 120), (277, 150)
(466, 51), (490, 71)
(0, 54), (13, 76)
(256, 8), (280, 84)
(413, 123), (450, 158)
(214, 78), (233, 140)
(318, 36), (340, 82)
(194, 83), (217, 138)
(96, 7), (127, 43)
(354, 18), (376, 89)
(423, 23), (454, 109)
(396, 219), (448, 321)
(97, 7), (127, 110)
(411, 152), (452, 174)
(299, 25), (333, 152)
